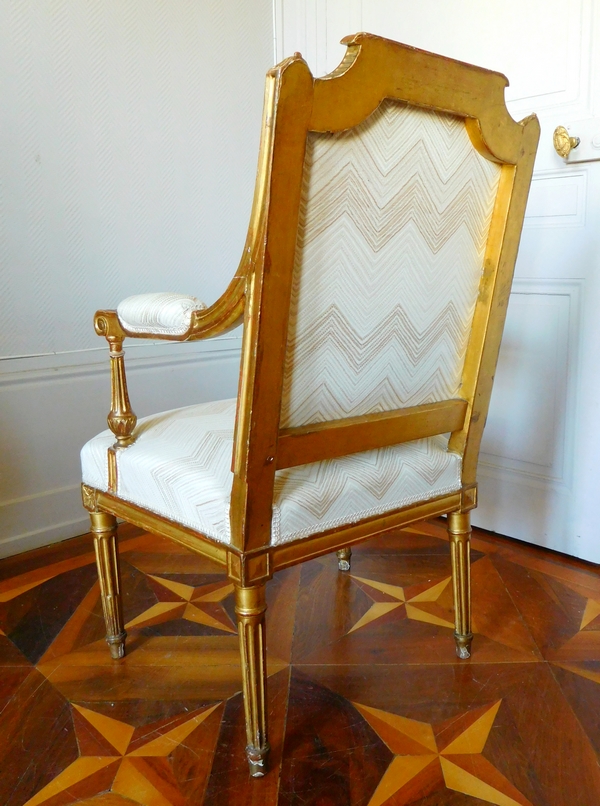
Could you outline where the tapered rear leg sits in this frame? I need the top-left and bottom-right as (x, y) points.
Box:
(336, 547), (352, 571)
(235, 583), (270, 777)
(448, 511), (473, 659)
(90, 512), (126, 660)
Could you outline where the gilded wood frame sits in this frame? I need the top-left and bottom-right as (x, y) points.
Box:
(83, 32), (539, 775)
(85, 29), (540, 587)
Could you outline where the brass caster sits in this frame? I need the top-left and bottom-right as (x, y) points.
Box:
(247, 744), (270, 778)
(454, 632), (473, 660)
(336, 548), (351, 572)
(107, 631), (127, 660)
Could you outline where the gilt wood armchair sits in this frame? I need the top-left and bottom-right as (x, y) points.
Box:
(81, 33), (539, 777)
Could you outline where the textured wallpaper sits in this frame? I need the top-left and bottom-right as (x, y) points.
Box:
(0, 0), (273, 357)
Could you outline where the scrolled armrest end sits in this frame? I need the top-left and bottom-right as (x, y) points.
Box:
(94, 310), (124, 339)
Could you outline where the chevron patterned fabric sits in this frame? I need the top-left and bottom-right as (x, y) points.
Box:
(81, 400), (461, 545)
(280, 99), (502, 428)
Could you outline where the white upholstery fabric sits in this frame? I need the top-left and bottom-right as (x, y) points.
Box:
(272, 435), (461, 543)
(281, 99), (502, 427)
(81, 400), (461, 545)
(82, 400), (235, 540)
(117, 292), (207, 336)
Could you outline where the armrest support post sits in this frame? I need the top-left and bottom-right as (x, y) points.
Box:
(95, 311), (137, 449)
(108, 337), (137, 447)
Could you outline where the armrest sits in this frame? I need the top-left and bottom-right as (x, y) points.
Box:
(91, 140), (259, 460)
(117, 293), (207, 337)
(92, 278), (246, 463)
(95, 270), (247, 343)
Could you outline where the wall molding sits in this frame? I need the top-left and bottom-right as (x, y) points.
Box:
(0, 331), (242, 381)
(524, 170), (587, 229)
(479, 278), (582, 492)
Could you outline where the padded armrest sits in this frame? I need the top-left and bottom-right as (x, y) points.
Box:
(117, 292), (207, 337)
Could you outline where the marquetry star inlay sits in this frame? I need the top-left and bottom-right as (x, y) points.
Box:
(125, 576), (236, 634)
(580, 596), (600, 630)
(348, 574), (455, 634)
(24, 702), (221, 806)
(530, 568), (600, 634)
(355, 699), (534, 806)
(530, 569), (600, 670)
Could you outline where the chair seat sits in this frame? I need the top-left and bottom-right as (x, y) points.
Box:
(81, 398), (462, 546)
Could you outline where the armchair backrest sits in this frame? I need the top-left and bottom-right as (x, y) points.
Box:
(229, 34), (539, 552)
(280, 100), (502, 429)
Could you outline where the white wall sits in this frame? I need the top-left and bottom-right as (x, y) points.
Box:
(0, 0), (274, 556)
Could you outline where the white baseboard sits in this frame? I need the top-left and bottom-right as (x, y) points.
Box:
(0, 334), (242, 559)
(0, 483), (108, 558)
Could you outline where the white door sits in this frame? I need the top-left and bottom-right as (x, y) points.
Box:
(276, 0), (600, 561)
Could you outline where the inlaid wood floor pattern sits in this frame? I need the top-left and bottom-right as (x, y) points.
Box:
(1, 520), (600, 805)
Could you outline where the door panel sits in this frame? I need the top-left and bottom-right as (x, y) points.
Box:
(481, 285), (576, 476)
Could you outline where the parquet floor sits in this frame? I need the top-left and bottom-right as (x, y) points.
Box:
(1, 519), (600, 805)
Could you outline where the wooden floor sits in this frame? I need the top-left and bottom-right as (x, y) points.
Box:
(1, 520), (599, 805)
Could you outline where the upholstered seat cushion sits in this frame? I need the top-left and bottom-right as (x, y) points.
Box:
(81, 399), (462, 546)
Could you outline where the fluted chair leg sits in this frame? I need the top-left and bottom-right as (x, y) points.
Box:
(235, 583), (270, 777)
(448, 511), (473, 659)
(90, 512), (127, 660)
(336, 547), (352, 571)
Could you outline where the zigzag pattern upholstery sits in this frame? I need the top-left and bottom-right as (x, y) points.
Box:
(280, 99), (502, 428)
(81, 399), (461, 546)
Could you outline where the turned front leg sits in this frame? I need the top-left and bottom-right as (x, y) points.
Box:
(90, 512), (127, 660)
(448, 511), (473, 659)
(235, 584), (269, 777)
